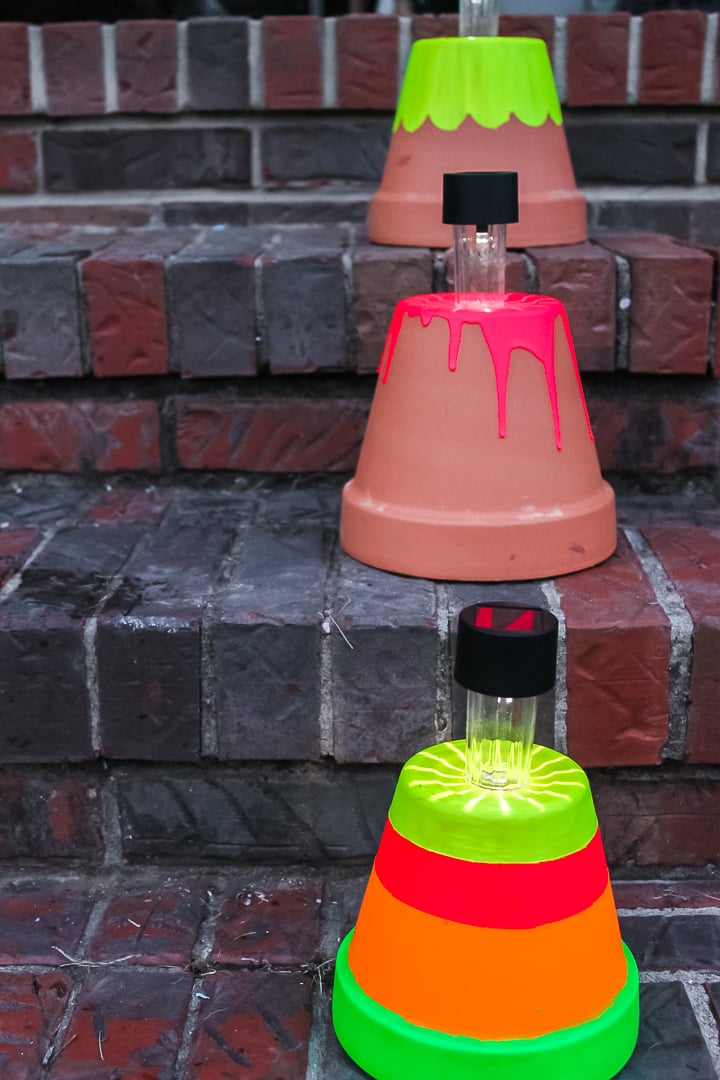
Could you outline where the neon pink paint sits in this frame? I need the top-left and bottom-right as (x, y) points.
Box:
(378, 293), (595, 451)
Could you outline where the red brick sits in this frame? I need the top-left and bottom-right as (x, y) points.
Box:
(527, 241), (617, 372)
(52, 969), (192, 1078)
(263, 16), (322, 110)
(593, 774), (720, 867)
(597, 234), (713, 375)
(613, 880), (720, 910)
(174, 397), (368, 471)
(115, 20), (177, 113)
(337, 16), (398, 110)
(642, 525), (720, 764)
(411, 13), (458, 41)
(0, 971), (73, 1079)
(567, 14), (630, 107)
(0, 888), (94, 964)
(83, 486), (172, 525)
(0, 776), (104, 862)
(85, 886), (207, 967)
(0, 131), (36, 193)
(352, 244), (433, 373)
(499, 14), (554, 57)
(556, 532), (670, 767)
(42, 23), (105, 116)
(0, 527), (41, 585)
(0, 23), (31, 114)
(211, 879), (322, 967)
(187, 970), (311, 1079)
(0, 400), (161, 472)
(640, 11), (706, 105)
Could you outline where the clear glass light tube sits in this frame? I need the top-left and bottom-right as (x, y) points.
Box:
(465, 690), (537, 790)
(453, 222), (506, 303)
(459, 0), (499, 38)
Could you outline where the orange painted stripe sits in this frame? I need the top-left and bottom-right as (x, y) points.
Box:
(375, 819), (608, 928)
(348, 871), (627, 1041)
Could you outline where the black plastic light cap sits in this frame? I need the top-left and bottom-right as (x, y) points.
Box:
(442, 171), (519, 231)
(454, 601), (558, 699)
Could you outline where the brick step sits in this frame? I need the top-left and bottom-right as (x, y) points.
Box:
(1, 475), (719, 869)
(0, 224), (719, 481)
(0, 867), (718, 1077)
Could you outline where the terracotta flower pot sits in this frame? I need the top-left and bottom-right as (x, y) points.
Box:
(369, 37), (587, 249)
(340, 292), (616, 581)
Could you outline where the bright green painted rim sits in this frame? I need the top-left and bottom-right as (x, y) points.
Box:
(394, 37), (563, 133)
(388, 741), (598, 864)
(333, 934), (639, 1080)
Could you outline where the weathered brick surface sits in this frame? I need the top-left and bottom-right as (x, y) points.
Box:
(0, 400), (161, 471)
(623, 983), (717, 1078)
(597, 235), (713, 375)
(411, 14), (458, 41)
(527, 241), (617, 372)
(614, 880), (720, 910)
(84, 486), (172, 526)
(115, 20), (177, 114)
(186, 970), (312, 1079)
(0, 256), (84, 379)
(187, 17), (249, 111)
(643, 525), (720, 764)
(261, 120), (389, 185)
(352, 244), (433, 373)
(174, 398), (368, 471)
(640, 10), (705, 105)
(50, 969), (193, 1077)
(0, 971), (73, 1079)
(0, 131), (36, 193)
(44, 128), (251, 192)
(555, 533), (670, 767)
(42, 22), (105, 116)
(0, 886), (94, 964)
(263, 16), (322, 110)
(498, 14), (554, 56)
(85, 884), (208, 966)
(0, 775), (104, 861)
(622, 913), (720, 972)
(0, 527), (41, 585)
(567, 14), (630, 107)
(566, 120), (697, 185)
(0, 479), (89, 526)
(0, 23), (31, 115)
(336, 16), (398, 111)
(331, 556), (437, 765)
(211, 878), (322, 966)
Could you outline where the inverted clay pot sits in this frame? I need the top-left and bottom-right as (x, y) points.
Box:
(333, 740), (639, 1080)
(368, 37), (587, 249)
(340, 292), (616, 581)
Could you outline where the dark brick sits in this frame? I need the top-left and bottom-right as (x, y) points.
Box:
(614, 880), (720, 910)
(97, 503), (238, 761)
(498, 14), (554, 56)
(213, 522), (331, 760)
(0, 527), (41, 586)
(621, 913), (720, 972)
(262, 120), (389, 185)
(331, 556), (437, 765)
(0, 400), (162, 471)
(0, 971), (73, 1079)
(0, 131), (36, 193)
(0, 257), (84, 379)
(167, 228), (262, 377)
(566, 120), (697, 185)
(0, 480), (89, 527)
(0, 885), (94, 964)
(211, 878), (322, 966)
(85, 884), (208, 967)
(262, 228), (347, 373)
(84, 486), (172, 526)
(116, 765), (395, 861)
(567, 14), (630, 107)
(174, 398), (368, 471)
(597, 234), (713, 375)
(555, 533), (670, 767)
(336, 16), (398, 110)
(186, 970), (312, 1079)
(352, 244), (433, 373)
(640, 10), (705, 105)
(643, 525), (720, 763)
(526, 241), (617, 372)
(0, 24), (31, 114)
(411, 14), (458, 41)
(619, 983), (717, 1079)
(0, 775), (104, 861)
(115, 20), (177, 113)
(592, 774), (720, 867)
(590, 384), (720, 477)
(263, 16), (322, 110)
(590, 196), (692, 240)
(702, 123), (720, 183)
(187, 17), (249, 111)
(43, 128), (251, 192)
(51, 969), (192, 1077)
(42, 22), (104, 116)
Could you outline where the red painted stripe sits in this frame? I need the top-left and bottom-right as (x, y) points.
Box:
(374, 820), (609, 929)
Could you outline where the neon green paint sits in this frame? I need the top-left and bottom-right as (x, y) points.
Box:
(388, 741), (598, 864)
(333, 935), (639, 1080)
(394, 37), (563, 133)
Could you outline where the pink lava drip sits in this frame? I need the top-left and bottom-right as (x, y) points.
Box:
(378, 293), (594, 451)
